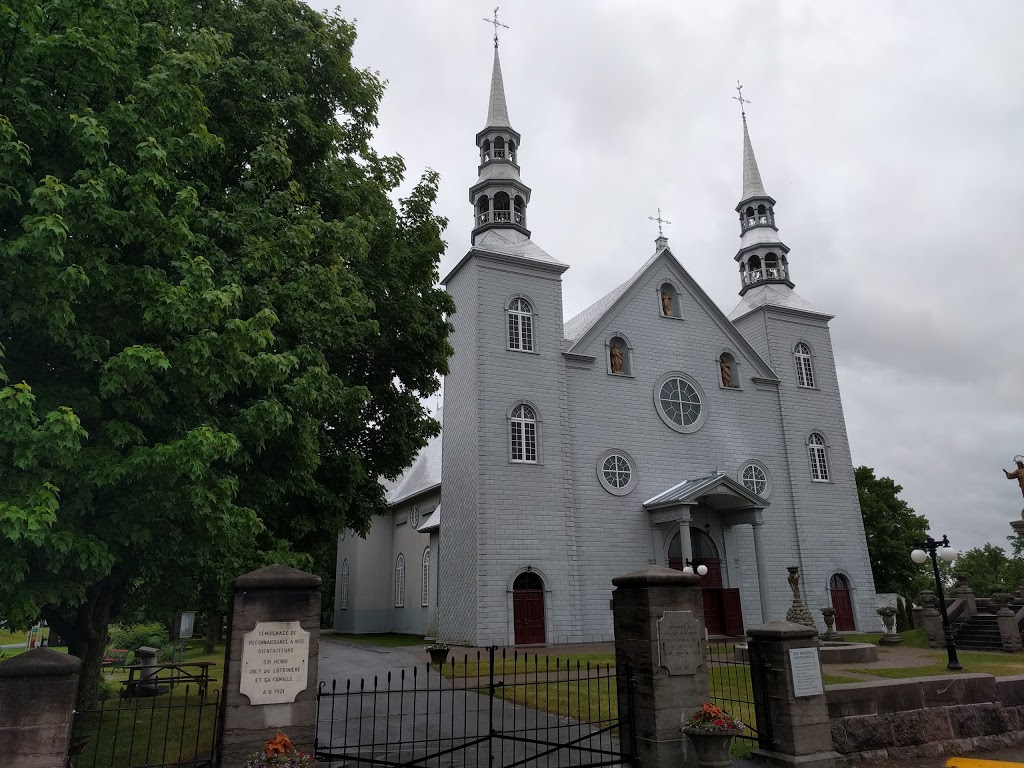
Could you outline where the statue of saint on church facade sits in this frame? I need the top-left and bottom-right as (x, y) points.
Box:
(610, 343), (624, 374)
(661, 291), (672, 317)
(719, 356), (732, 387)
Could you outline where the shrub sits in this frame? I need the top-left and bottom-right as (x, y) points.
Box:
(895, 597), (910, 633)
(108, 622), (167, 655)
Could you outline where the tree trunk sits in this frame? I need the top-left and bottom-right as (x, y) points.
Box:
(203, 610), (222, 653)
(42, 577), (123, 708)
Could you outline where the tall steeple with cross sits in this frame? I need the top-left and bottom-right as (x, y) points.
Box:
(469, 7), (532, 245)
(731, 82), (793, 296)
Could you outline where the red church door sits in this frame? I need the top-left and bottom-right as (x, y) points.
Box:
(830, 573), (855, 631)
(513, 572), (545, 645)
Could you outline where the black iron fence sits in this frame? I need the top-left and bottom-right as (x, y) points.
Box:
(70, 686), (220, 768)
(315, 647), (637, 767)
(706, 640), (772, 747)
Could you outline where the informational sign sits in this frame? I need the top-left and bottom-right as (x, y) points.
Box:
(240, 621), (310, 705)
(788, 647), (824, 697)
(657, 611), (703, 676)
(178, 611), (196, 640)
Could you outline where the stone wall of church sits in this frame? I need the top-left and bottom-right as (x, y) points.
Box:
(740, 306), (880, 631)
(565, 261), (803, 640)
(471, 256), (581, 646)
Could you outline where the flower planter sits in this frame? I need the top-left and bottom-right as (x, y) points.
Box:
(427, 647), (450, 667)
(682, 728), (735, 768)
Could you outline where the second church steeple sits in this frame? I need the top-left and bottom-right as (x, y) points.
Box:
(470, 37), (531, 245)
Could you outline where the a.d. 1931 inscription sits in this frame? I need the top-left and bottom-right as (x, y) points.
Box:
(240, 621), (310, 705)
(657, 611), (703, 676)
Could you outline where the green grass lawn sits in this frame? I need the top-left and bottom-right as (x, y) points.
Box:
(841, 628), (929, 648)
(443, 651), (616, 679)
(74, 641), (224, 768)
(323, 632), (425, 648)
(843, 648), (1024, 680)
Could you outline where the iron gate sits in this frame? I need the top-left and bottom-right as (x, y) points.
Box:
(706, 640), (773, 748)
(315, 647), (637, 767)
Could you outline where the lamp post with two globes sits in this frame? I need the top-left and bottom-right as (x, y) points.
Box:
(911, 535), (961, 670)
(682, 559), (708, 577)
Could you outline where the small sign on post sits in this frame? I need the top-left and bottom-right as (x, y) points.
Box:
(240, 620), (311, 705)
(788, 647), (823, 697)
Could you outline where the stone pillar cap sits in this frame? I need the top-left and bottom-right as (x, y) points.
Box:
(233, 564), (322, 592)
(747, 620), (819, 640)
(612, 565), (700, 589)
(0, 648), (81, 677)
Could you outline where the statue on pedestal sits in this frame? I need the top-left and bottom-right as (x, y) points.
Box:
(1003, 456), (1024, 512)
(784, 565), (816, 630)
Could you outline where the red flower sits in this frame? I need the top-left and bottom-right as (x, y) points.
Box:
(714, 718), (724, 726)
(264, 733), (294, 757)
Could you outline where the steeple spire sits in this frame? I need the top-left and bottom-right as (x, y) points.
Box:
(469, 16), (531, 245)
(731, 83), (792, 296)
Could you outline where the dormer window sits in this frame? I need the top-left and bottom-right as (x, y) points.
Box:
(659, 282), (681, 318)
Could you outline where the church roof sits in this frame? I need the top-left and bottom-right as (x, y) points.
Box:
(417, 505), (440, 533)
(385, 411), (443, 506)
(474, 228), (565, 266)
(727, 283), (831, 322)
(564, 246), (664, 342)
(485, 46), (512, 130)
(741, 116), (768, 202)
(738, 225), (784, 251)
(643, 473), (769, 510)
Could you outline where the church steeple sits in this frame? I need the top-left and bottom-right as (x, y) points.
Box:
(469, 32), (531, 245)
(732, 83), (792, 296)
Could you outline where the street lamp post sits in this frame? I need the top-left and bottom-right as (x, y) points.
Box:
(911, 535), (961, 671)
(682, 559), (708, 577)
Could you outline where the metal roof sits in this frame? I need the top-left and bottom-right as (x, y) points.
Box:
(643, 473), (768, 510)
(385, 411), (443, 506)
(728, 283), (831, 322)
(417, 505), (440, 533)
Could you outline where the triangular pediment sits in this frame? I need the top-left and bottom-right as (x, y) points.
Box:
(564, 246), (778, 381)
(644, 474), (769, 510)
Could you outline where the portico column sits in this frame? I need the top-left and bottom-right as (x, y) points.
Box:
(752, 521), (773, 622)
(679, 521), (693, 563)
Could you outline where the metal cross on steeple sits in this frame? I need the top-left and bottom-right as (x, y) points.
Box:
(648, 208), (671, 238)
(733, 80), (751, 118)
(483, 7), (509, 48)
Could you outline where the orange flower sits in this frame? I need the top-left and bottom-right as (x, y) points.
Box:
(265, 732), (294, 757)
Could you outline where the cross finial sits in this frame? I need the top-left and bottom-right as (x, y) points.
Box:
(733, 80), (751, 118)
(483, 7), (509, 48)
(648, 208), (671, 238)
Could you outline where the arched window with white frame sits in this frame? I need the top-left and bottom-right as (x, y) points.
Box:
(510, 403), (538, 463)
(421, 547), (430, 607)
(808, 433), (830, 482)
(507, 297), (534, 352)
(794, 342), (815, 388)
(340, 560), (349, 610)
(394, 553), (406, 607)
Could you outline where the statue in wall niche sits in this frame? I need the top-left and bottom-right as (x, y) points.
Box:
(661, 290), (673, 316)
(719, 356), (732, 388)
(1003, 457), (1024, 505)
(610, 342), (624, 374)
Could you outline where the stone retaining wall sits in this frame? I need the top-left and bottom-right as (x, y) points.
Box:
(826, 673), (1024, 761)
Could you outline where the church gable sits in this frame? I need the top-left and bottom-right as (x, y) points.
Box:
(565, 248), (778, 384)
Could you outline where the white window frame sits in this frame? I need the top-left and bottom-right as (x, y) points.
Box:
(340, 560), (349, 610)
(653, 372), (707, 434)
(394, 553), (406, 607)
(509, 403), (539, 463)
(794, 342), (816, 388)
(597, 449), (637, 496)
(507, 297), (534, 352)
(421, 547), (430, 607)
(739, 461), (770, 497)
(808, 433), (830, 482)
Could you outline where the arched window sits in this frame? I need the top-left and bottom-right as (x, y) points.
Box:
(808, 433), (830, 481)
(514, 195), (526, 225)
(482, 139), (491, 163)
(659, 282), (681, 318)
(607, 335), (632, 376)
(747, 255), (762, 283)
(745, 205), (755, 226)
(757, 203), (767, 223)
(507, 297), (534, 351)
(493, 191), (511, 222)
(340, 560), (349, 610)
(719, 352), (738, 388)
(508, 140), (517, 163)
(510, 403), (538, 463)
(794, 342), (815, 388)
(765, 252), (779, 278)
(421, 547), (430, 607)
(494, 136), (506, 159)
(476, 195), (490, 226)
(780, 254), (789, 279)
(394, 554), (406, 607)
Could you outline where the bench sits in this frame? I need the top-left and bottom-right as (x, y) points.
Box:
(101, 648), (130, 669)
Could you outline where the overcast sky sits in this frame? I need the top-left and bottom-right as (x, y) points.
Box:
(315, 1), (1024, 555)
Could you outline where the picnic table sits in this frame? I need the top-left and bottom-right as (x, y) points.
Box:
(120, 661), (217, 697)
(101, 648), (130, 670)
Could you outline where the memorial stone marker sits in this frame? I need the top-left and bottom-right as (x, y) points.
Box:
(657, 610), (703, 676)
(240, 620), (310, 705)
(788, 647), (824, 697)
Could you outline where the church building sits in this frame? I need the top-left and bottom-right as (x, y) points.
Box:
(334, 41), (881, 645)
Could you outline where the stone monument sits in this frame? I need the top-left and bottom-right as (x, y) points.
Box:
(784, 566), (816, 630)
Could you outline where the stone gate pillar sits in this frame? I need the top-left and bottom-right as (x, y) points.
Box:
(612, 566), (706, 768)
(0, 649), (80, 768)
(219, 565), (321, 766)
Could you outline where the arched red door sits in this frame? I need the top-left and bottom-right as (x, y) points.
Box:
(830, 573), (855, 631)
(668, 529), (743, 636)
(513, 572), (545, 645)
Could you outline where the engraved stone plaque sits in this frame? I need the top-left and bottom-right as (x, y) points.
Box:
(240, 621), (310, 705)
(789, 647), (824, 697)
(657, 611), (703, 676)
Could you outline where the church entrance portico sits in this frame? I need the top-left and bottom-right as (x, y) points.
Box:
(645, 473), (773, 633)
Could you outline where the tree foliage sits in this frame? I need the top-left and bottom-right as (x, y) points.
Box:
(953, 540), (1024, 598)
(855, 466), (931, 597)
(0, 0), (453, 703)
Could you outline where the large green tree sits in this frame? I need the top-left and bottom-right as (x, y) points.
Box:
(855, 466), (931, 597)
(952, 540), (1024, 598)
(0, 0), (453, 703)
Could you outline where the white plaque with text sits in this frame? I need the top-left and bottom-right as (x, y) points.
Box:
(788, 647), (823, 698)
(657, 611), (703, 676)
(240, 621), (310, 705)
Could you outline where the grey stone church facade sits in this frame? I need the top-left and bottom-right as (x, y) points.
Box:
(334, 44), (881, 645)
